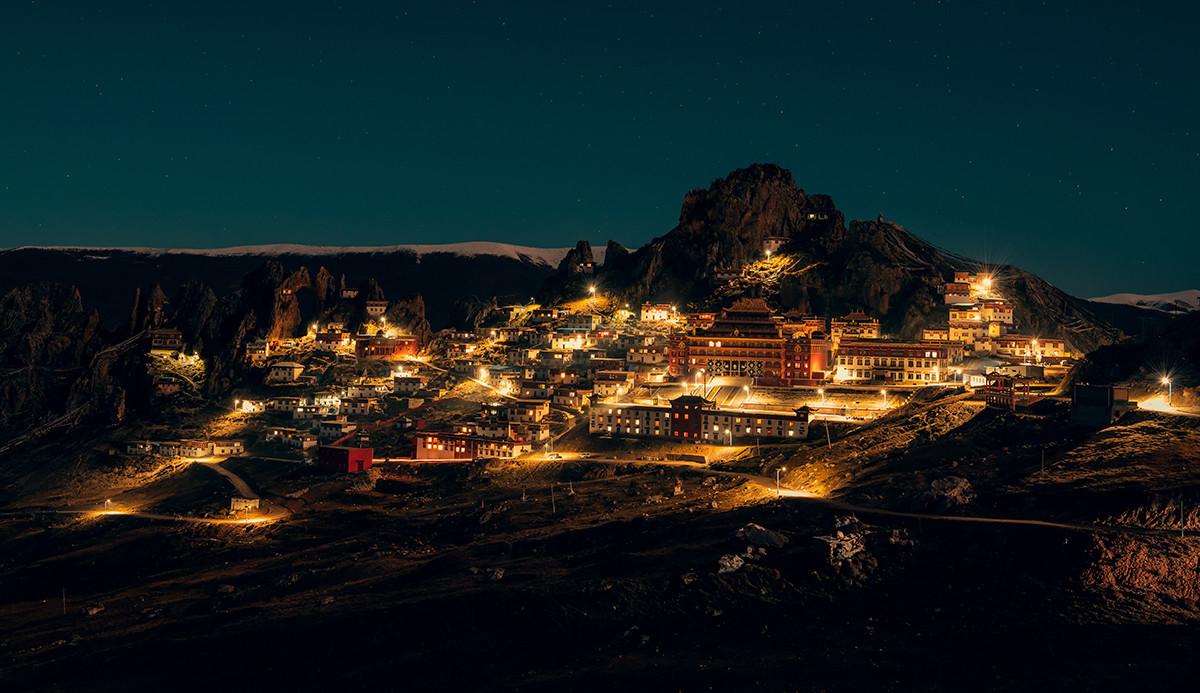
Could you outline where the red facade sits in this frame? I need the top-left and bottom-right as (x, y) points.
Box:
(318, 445), (374, 473)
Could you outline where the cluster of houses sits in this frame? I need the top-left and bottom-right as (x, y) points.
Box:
(413, 399), (553, 460)
(924, 271), (1070, 361)
(126, 438), (245, 458)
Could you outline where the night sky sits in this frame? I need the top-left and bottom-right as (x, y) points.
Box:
(1, 2), (1196, 297)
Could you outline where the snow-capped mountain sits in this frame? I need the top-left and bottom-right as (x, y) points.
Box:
(1091, 289), (1200, 314)
(8, 241), (607, 269)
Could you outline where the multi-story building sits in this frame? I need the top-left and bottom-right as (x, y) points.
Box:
(669, 298), (831, 385)
(588, 395), (809, 443)
(315, 331), (351, 351)
(482, 399), (550, 424)
(563, 313), (602, 331)
(991, 335), (1069, 360)
(979, 299), (1014, 325)
(341, 397), (380, 417)
(355, 334), (419, 360)
(245, 339), (270, 364)
(627, 346), (668, 365)
(830, 311), (881, 341)
(413, 431), (531, 459)
(318, 419), (358, 443)
(782, 315), (827, 338)
(150, 328), (185, 353)
(519, 381), (554, 400)
(833, 340), (964, 384)
(552, 384), (594, 409)
(393, 375), (428, 395)
(267, 361), (305, 383)
(639, 303), (677, 322)
(593, 370), (636, 398)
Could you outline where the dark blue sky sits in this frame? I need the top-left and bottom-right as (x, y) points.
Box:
(1, 2), (1196, 296)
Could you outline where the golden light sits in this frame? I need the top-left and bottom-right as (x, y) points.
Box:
(981, 276), (993, 289)
(1161, 376), (1171, 386)
(587, 285), (597, 295)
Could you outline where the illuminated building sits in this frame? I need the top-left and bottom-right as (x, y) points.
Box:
(149, 328), (185, 353)
(991, 335), (1068, 360)
(414, 431), (532, 459)
(833, 340), (963, 384)
(266, 361), (305, 383)
(588, 395), (810, 443)
(355, 334), (419, 360)
(315, 331), (351, 351)
(830, 311), (881, 341)
(669, 298), (831, 385)
(364, 299), (389, 316)
(639, 303), (677, 322)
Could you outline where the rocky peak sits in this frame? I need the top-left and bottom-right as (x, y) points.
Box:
(128, 283), (169, 334)
(603, 240), (630, 268)
(557, 240), (596, 278)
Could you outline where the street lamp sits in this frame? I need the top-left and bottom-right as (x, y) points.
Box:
(776, 467), (787, 496)
(1162, 376), (1173, 406)
(880, 389), (888, 407)
(817, 387), (825, 404)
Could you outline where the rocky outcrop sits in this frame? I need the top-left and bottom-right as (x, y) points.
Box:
(603, 240), (630, 268)
(0, 282), (143, 434)
(128, 283), (169, 335)
(557, 240), (596, 279)
(547, 163), (1127, 353)
(384, 294), (433, 345)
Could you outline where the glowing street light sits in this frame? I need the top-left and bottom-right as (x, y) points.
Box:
(981, 276), (993, 291)
(775, 467), (787, 496)
(1161, 376), (1173, 406)
(817, 387), (825, 404)
(880, 389), (888, 407)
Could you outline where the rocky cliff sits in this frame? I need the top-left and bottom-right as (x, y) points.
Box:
(0, 283), (145, 437)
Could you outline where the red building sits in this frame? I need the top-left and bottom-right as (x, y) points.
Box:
(317, 445), (374, 473)
(668, 395), (711, 440)
(355, 334), (419, 360)
(670, 298), (832, 385)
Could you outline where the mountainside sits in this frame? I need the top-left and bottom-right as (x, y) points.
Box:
(548, 164), (1139, 353)
(0, 245), (562, 331)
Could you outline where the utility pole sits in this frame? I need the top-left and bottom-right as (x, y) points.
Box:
(825, 420), (832, 449)
(551, 484), (556, 514)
